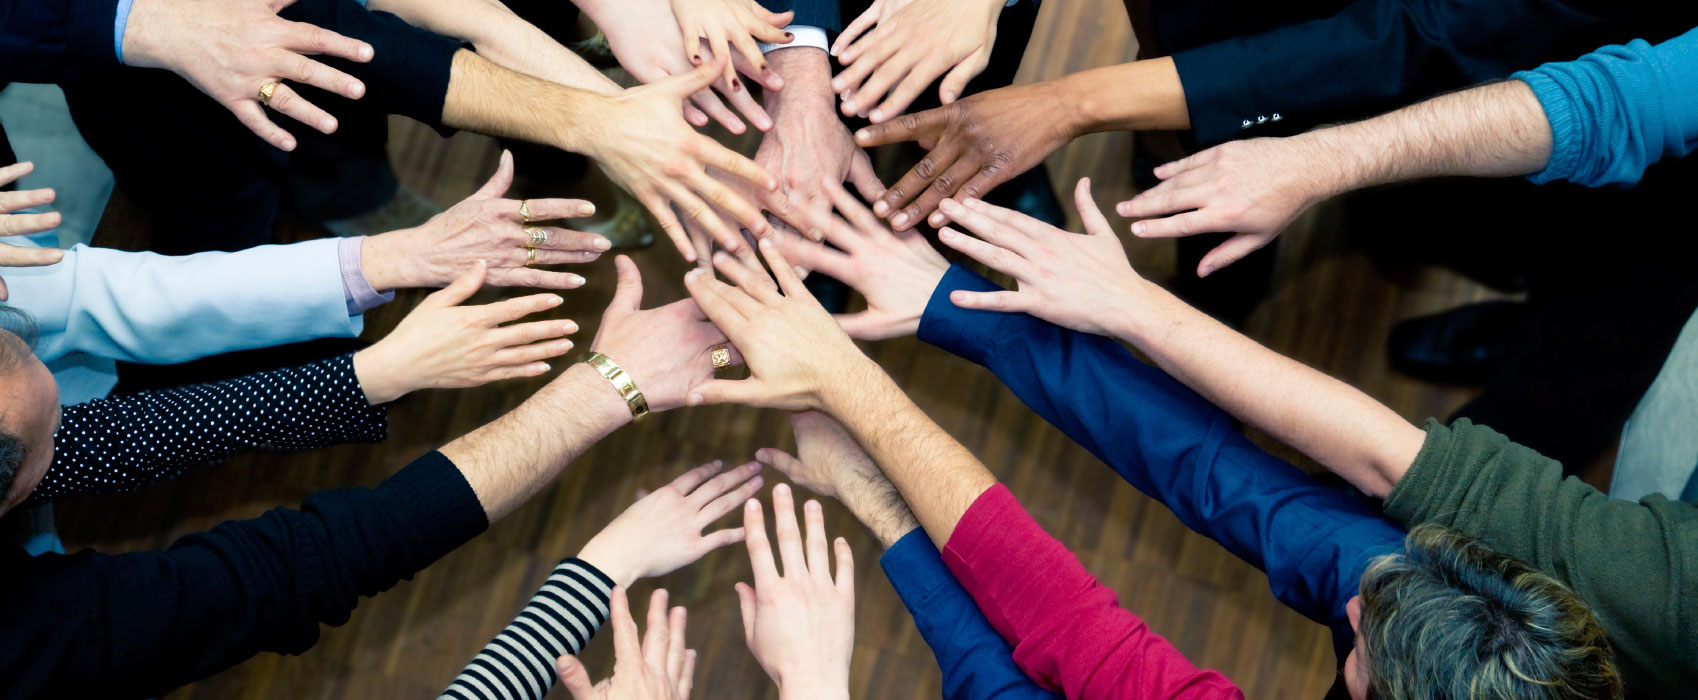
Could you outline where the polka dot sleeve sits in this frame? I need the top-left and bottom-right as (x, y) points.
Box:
(26, 353), (387, 504)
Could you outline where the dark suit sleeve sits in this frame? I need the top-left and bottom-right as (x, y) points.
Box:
(0, 0), (120, 84)
(0, 451), (488, 700)
(1170, 0), (1698, 147)
(757, 0), (843, 34)
(277, 0), (462, 127)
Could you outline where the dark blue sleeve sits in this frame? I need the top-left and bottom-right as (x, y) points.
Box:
(756, 0), (842, 34)
(880, 529), (1062, 700)
(0, 0), (120, 84)
(917, 264), (1407, 658)
(1515, 27), (1698, 187)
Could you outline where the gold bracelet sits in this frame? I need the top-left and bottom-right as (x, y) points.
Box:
(583, 352), (649, 420)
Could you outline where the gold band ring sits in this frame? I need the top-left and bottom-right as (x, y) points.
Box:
(710, 345), (732, 369)
(523, 226), (548, 248)
(519, 200), (533, 222)
(258, 81), (280, 107)
(523, 247), (537, 266)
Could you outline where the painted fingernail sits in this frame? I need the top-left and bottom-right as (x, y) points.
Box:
(1131, 222), (1146, 235)
(691, 54), (702, 65)
(872, 200), (889, 215)
(564, 321), (579, 333)
(569, 274), (586, 286)
(730, 77), (741, 91)
(870, 109), (884, 122)
(593, 237), (611, 250)
(784, 32), (794, 41)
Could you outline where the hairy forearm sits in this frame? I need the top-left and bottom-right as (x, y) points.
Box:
(370, 0), (619, 93)
(442, 49), (613, 154)
(1310, 80), (1553, 198)
(440, 363), (630, 520)
(1105, 281), (1424, 499)
(824, 363), (997, 547)
(766, 47), (831, 115)
(833, 467), (921, 549)
(1068, 57), (1192, 134)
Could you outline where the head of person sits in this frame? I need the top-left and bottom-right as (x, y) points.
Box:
(1340, 524), (1620, 700)
(0, 306), (59, 517)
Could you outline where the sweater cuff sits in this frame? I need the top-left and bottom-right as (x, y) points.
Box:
(1514, 70), (1582, 185)
(374, 450), (490, 557)
(1382, 417), (1457, 526)
(917, 264), (1008, 366)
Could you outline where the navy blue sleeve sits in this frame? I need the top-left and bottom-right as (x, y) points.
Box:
(277, 0), (462, 127)
(918, 263), (1407, 658)
(0, 450), (489, 699)
(757, 0), (842, 34)
(0, 0), (120, 83)
(880, 528), (1062, 700)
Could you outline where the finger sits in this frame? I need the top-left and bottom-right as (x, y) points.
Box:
(510, 196), (598, 223)
(846, 149), (886, 203)
(833, 536), (855, 593)
(423, 260), (488, 308)
(1118, 182), (1208, 220)
(937, 226), (1030, 278)
(1198, 232), (1273, 278)
(937, 50), (989, 104)
(833, 4), (881, 57)
(609, 586), (642, 663)
(755, 238), (809, 298)
(869, 60), (937, 123)
(262, 82), (339, 135)
(230, 99), (297, 151)
(898, 157), (980, 231)
(684, 377), (768, 407)
(685, 172), (768, 246)
(0, 242), (65, 268)
(1152, 148), (1217, 180)
(0, 210), (60, 238)
(0, 161), (34, 189)
(715, 77), (771, 132)
(679, 649), (698, 700)
(768, 483), (809, 579)
(702, 140), (778, 193)
(642, 589), (670, 671)
(729, 34), (773, 85)
(773, 233), (853, 281)
(275, 48), (367, 102)
(743, 497), (780, 584)
(608, 254), (645, 313)
(949, 288), (1026, 313)
(691, 88), (748, 134)
(281, 20), (375, 64)
(1130, 210), (1216, 240)
(488, 267), (595, 290)
(683, 267), (749, 332)
(834, 310), (891, 340)
(672, 460), (726, 498)
(878, 140), (963, 225)
(637, 191), (696, 261)
(472, 150), (515, 200)
(854, 105), (947, 147)
(803, 499), (831, 581)
(554, 655), (597, 699)
(846, 52), (917, 119)
(684, 102), (711, 127)
(734, 581), (758, 644)
(708, 34), (737, 90)
(490, 336), (576, 368)
(666, 606), (687, 685)
(1073, 177), (1116, 238)
(700, 465), (765, 523)
(0, 186), (54, 214)
(710, 250), (780, 301)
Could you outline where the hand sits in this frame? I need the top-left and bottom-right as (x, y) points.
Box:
(583, 60), (781, 261)
(121, 0), (374, 152)
(1, 162), (66, 301)
(776, 178), (947, 340)
(682, 240), (877, 411)
(758, 47), (884, 239)
(578, 460), (766, 587)
(1119, 137), (1334, 277)
(589, 255), (745, 412)
(737, 485), (855, 699)
(352, 262), (576, 403)
(671, 0), (792, 92)
(855, 80), (1083, 231)
(555, 587), (696, 700)
(756, 412), (874, 499)
(832, 0), (1003, 121)
(934, 178), (1144, 336)
(829, 0), (914, 57)
(590, 0), (780, 133)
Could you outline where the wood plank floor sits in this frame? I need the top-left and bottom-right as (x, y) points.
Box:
(54, 1), (1516, 697)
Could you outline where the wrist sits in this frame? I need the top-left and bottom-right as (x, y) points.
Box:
(554, 360), (639, 428)
(834, 472), (919, 548)
(765, 47), (833, 115)
(576, 537), (641, 588)
(1070, 57), (1189, 134)
(1107, 278), (1186, 348)
(779, 675), (851, 700)
(360, 231), (425, 291)
(816, 356), (890, 413)
(351, 345), (413, 404)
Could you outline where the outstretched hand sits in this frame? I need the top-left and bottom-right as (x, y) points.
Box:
(737, 485), (855, 698)
(578, 460), (765, 587)
(590, 255), (745, 413)
(831, 0), (1002, 121)
(555, 587), (696, 700)
(671, 0), (793, 93)
(934, 177), (1146, 336)
(594, 0), (781, 133)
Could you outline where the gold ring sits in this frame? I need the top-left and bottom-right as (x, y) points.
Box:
(523, 226), (548, 248)
(258, 81), (279, 107)
(523, 247), (537, 266)
(519, 200), (533, 222)
(710, 345), (731, 369)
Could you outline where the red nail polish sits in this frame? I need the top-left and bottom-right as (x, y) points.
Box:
(691, 54), (702, 65)
(784, 32), (794, 40)
(730, 77), (741, 91)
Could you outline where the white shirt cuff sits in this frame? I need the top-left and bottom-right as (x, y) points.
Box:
(760, 25), (829, 54)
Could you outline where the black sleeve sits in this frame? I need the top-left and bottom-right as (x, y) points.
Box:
(276, 0), (463, 128)
(0, 0), (120, 84)
(0, 450), (489, 700)
(757, 0), (843, 34)
(27, 353), (387, 506)
(1169, 0), (1698, 147)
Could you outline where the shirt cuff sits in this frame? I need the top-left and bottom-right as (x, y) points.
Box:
(761, 25), (828, 54)
(879, 527), (951, 605)
(917, 263), (1009, 366)
(338, 237), (395, 315)
(373, 450), (491, 555)
(113, 0), (136, 64)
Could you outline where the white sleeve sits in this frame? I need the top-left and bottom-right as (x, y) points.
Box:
(760, 24), (828, 54)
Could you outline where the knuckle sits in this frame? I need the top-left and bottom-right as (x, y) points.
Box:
(913, 158), (937, 179)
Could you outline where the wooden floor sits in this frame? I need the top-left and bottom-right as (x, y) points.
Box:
(55, 1), (1519, 697)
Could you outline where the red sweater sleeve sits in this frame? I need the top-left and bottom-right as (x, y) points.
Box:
(942, 484), (1244, 700)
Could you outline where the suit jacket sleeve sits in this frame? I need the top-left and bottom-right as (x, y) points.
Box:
(0, 0), (120, 84)
(756, 0), (842, 34)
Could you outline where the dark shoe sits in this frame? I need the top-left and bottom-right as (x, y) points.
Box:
(1387, 301), (1526, 384)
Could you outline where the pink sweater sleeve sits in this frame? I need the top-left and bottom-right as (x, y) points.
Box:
(942, 485), (1244, 700)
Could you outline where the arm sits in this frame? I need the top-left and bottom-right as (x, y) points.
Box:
(364, 0), (621, 93)
(756, 45), (883, 236)
(0, 0), (121, 84)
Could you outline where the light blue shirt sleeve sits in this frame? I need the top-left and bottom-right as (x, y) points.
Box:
(1516, 27), (1698, 187)
(113, 0), (135, 64)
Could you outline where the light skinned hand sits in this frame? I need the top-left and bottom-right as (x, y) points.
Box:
(854, 80), (1080, 231)
(555, 587), (697, 700)
(585, 59), (781, 261)
(672, 0), (793, 93)
(736, 485), (855, 697)
(829, 0), (915, 57)
(934, 177), (1144, 336)
(776, 178), (947, 340)
(121, 0), (375, 152)
(832, 0), (1003, 121)
(758, 48), (885, 242)
(364, 150), (608, 291)
(352, 262), (576, 403)
(1119, 137), (1331, 277)
(578, 460), (766, 587)
(593, 0), (780, 133)
(755, 411), (878, 500)
(590, 255), (746, 412)
(0, 162), (66, 301)
(682, 239), (875, 411)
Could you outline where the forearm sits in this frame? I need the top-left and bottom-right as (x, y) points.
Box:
(1067, 57), (1192, 135)
(1106, 279), (1424, 499)
(439, 362), (630, 520)
(441, 49), (614, 156)
(766, 46), (832, 115)
(370, 0), (619, 93)
(439, 558), (615, 700)
(833, 467), (921, 549)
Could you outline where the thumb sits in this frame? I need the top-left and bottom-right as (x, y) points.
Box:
(609, 254), (644, 312)
(685, 378), (766, 408)
(471, 150), (515, 200)
(426, 260), (487, 307)
(554, 655), (597, 699)
(734, 582), (757, 644)
(834, 310), (892, 341)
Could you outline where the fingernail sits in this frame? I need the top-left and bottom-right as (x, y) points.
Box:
(749, 462), (762, 472)
(562, 340), (574, 350)
(689, 393), (704, 405)
(593, 237), (611, 250)
(691, 54), (702, 65)
(870, 109), (884, 122)
(713, 251), (731, 264)
(842, 100), (857, 113)
(281, 139), (296, 151)
(534, 362), (550, 372)
(939, 229), (956, 240)
(963, 198), (981, 209)
(583, 203), (597, 216)
(939, 199), (959, 213)
(793, 265), (807, 278)
(760, 238), (773, 249)
(807, 501), (820, 512)
(564, 321), (579, 333)
(1117, 203), (1133, 216)
(747, 499), (759, 510)
(1131, 222), (1146, 235)
(941, 91), (956, 103)
(929, 213), (946, 226)
(359, 45), (374, 61)
(891, 213), (909, 228)
(855, 129), (871, 142)
(686, 268), (703, 281)
(832, 78), (845, 91)
(569, 274), (586, 286)
(784, 32), (794, 41)
(730, 77), (741, 91)
(348, 83), (365, 98)
(872, 201), (889, 215)
(1199, 265), (1214, 278)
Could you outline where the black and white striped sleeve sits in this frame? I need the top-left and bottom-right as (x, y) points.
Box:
(440, 558), (616, 700)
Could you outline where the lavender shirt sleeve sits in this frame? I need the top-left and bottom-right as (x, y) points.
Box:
(338, 237), (395, 315)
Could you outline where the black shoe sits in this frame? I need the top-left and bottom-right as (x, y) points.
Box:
(1387, 301), (1526, 385)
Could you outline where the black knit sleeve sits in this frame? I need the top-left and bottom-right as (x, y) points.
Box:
(27, 353), (386, 505)
(440, 559), (616, 700)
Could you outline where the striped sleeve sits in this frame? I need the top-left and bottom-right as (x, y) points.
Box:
(440, 559), (616, 700)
